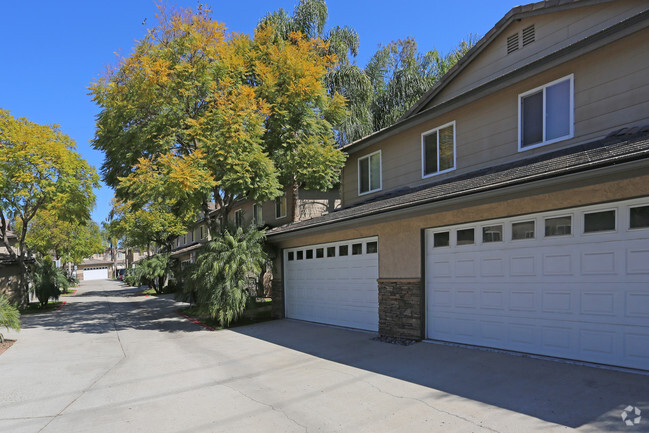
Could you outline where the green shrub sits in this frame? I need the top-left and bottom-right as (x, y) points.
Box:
(184, 225), (266, 327)
(126, 254), (170, 293)
(0, 293), (20, 343)
(31, 259), (68, 307)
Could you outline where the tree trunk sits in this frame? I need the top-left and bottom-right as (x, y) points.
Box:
(291, 178), (300, 223)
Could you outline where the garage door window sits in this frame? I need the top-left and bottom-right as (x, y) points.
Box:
(296, 251), (303, 260)
(288, 252), (294, 261)
(352, 243), (363, 255)
(305, 250), (313, 259)
(316, 248), (324, 258)
(512, 221), (535, 240)
(482, 225), (502, 242)
(457, 228), (474, 245)
(630, 205), (649, 229)
(366, 241), (378, 254)
(327, 246), (336, 257)
(434, 232), (450, 247)
(584, 210), (615, 233)
(545, 216), (571, 236)
(339, 245), (349, 256)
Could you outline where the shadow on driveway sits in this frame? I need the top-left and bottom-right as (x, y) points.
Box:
(232, 319), (649, 432)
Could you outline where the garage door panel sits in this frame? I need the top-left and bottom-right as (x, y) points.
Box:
(426, 198), (649, 370)
(285, 237), (378, 332)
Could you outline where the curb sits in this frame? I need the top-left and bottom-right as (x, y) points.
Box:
(55, 301), (67, 311)
(176, 311), (216, 331)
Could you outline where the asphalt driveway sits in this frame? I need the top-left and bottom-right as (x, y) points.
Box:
(0, 279), (646, 432)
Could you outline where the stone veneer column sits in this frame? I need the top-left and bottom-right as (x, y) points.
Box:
(378, 278), (424, 340)
(271, 278), (284, 319)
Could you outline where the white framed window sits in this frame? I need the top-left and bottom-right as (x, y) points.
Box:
(200, 226), (205, 239)
(358, 150), (381, 195)
(234, 209), (243, 228)
(275, 194), (287, 219)
(190, 229), (195, 242)
(422, 121), (456, 177)
(253, 203), (263, 226)
(519, 74), (574, 150)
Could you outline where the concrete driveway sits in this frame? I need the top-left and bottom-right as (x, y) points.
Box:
(0, 279), (647, 433)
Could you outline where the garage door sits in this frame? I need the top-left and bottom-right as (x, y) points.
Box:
(284, 237), (379, 331)
(425, 198), (649, 370)
(84, 267), (109, 280)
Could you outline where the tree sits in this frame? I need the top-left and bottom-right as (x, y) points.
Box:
(253, 25), (348, 221)
(0, 109), (99, 306)
(183, 225), (266, 327)
(366, 37), (477, 131)
(126, 254), (170, 294)
(0, 293), (20, 343)
(90, 4), (281, 236)
(26, 209), (104, 268)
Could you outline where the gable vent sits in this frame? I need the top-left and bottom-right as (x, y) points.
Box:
(507, 33), (520, 54)
(522, 25), (535, 46)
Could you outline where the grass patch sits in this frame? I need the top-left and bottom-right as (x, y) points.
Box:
(20, 301), (64, 315)
(179, 300), (274, 330)
(61, 288), (78, 295)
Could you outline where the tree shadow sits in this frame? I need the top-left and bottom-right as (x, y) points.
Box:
(232, 320), (649, 432)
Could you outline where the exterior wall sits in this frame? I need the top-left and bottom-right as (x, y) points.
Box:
(431, 1), (648, 106)
(271, 278), (284, 319)
(274, 169), (649, 280)
(378, 279), (423, 339)
(0, 265), (21, 303)
(342, 27), (649, 207)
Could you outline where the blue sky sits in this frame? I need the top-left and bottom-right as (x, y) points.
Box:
(0, 0), (522, 225)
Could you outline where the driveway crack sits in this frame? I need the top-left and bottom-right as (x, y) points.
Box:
(219, 383), (308, 432)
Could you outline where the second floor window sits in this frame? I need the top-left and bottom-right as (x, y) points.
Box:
(358, 150), (381, 195)
(519, 74), (573, 150)
(253, 204), (263, 226)
(200, 226), (205, 239)
(234, 209), (243, 228)
(275, 194), (287, 219)
(422, 121), (455, 177)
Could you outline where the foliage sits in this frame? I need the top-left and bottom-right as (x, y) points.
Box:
(90, 4), (281, 234)
(366, 37), (477, 131)
(0, 293), (20, 343)
(31, 259), (69, 307)
(184, 225), (266, 327)
(0, 109), (99, 306)
(126, 254), (170, 294)
(26, 210), (104, 265)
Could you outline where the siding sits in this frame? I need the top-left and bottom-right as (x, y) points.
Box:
(343, 27), (649, 206)
(430, 1), (649, 107)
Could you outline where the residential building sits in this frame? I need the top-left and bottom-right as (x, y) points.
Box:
(266, 0), (649, 371)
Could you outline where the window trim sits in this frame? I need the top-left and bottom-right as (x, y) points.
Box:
(275, 194), (287, 219)
(583, 208), (617, 235)
(357, 150), (382, 196)
(421, 121), (456, 179)
(234, 209), (243, 228)
(253, 203), (263, 226)
(518, 74), (574, 151)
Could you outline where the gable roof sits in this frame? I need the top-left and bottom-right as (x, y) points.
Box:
(401, 0), (616, 119)
(268, 126), (649, 238)
(340, 0), (649, 155)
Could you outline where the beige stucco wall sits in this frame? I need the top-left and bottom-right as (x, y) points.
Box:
(432, 1), (649, 106)
(342, 27), (649, 207)
(273, 169), (649, 280)
(0, 265), (21, 301)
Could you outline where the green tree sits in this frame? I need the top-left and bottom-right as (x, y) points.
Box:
(253, 26), (348, 221)
(26, 209), (104, 267)
(184, 225), (266, 327)
(90, 5), (281, 236)
(0, 293), (20, 343)
(0, 109), (99, 306)
(126, 254), (170, 294)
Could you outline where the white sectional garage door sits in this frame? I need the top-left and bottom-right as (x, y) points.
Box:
(84, 267), (108, 280)
(425, 198), (649, 370)
(284, 237), (379, 331)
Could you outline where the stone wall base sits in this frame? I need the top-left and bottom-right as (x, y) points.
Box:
(378, 278), (423, 340)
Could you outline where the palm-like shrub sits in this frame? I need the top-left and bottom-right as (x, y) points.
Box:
(186, 225), (266, 327)
(126, 254), (170, 293)
(32, 259), (68, 307)
(0, 293), (20, 343)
